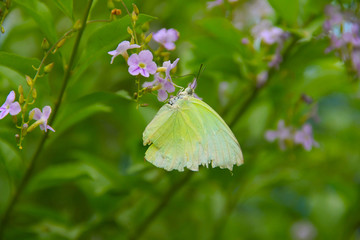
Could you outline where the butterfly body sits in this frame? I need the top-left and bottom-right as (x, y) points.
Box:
(143, 88), (243, 171)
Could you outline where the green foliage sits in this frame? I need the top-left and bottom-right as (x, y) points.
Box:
(0, 0), (359, 240)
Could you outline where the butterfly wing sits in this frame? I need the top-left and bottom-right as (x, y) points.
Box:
(143, 96), (243, 171)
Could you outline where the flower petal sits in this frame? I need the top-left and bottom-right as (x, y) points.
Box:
(5, 91), (15, 104)
(157, 89), (168, 102)
(164, 42), (176, 51)
(129, 65), (141, 76)
(43, 106), (52, 119)
(30, 108), (42, 120)
(0, 109), (9, 119)
(139, 50), (154, 63)
(128, 53), (140, 66)
(146, 62), (157, 75)
(9, 102), (21, 116)
(47, 125), (55, 132)
(140, 68), (150, 78)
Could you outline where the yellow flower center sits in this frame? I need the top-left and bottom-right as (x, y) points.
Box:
(139, 62), (146, 68)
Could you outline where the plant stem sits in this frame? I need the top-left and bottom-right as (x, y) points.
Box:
(0, 1), (93, 238)
(128, 171), (194, 240)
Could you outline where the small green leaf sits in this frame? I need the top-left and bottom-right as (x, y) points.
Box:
(0, 52), (39, 76)
(268, 0), (299, 26)
(13, 0), (57, 43)
(27, 163), (93, 192)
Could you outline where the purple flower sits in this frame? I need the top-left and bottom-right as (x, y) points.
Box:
(252, 20), (289, 68)
(294, 124), (318, 151)
(127, 50), (157, 77)
(241, 38), (250, 45)
(265, 120), (292, 150)
(252, 20), (285, 45)
(153, 28), (179, 51)
(0, 91), (21, 119)
(323, 4), (360, 76)
(143, 73), (175, 101)
(108, 41), (140, 64)
(188, 78), (202, 100)
(163, 58), (179, 81)
(30, 106), (55, 132)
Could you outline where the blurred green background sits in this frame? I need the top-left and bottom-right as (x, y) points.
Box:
(0, 0), (360, 239)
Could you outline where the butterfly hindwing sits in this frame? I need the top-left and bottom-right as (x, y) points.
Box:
(143, 95), (243, 171)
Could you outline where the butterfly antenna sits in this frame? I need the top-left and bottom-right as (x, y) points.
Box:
(196, 64), (205, 81)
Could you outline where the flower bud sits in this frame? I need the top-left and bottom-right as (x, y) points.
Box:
(131, 11), (138, 22)
(1, 26), (5, 34)
(111, 8), (121, 15)
(18, 85), (24, 95)
(145, 33), (152, 44)
(41, 38), (50, 50)
(127, 26), (133, 35)
(32, 88), (37, 99)
(26, 75), (33, 87)
(29, 109), (35, 121)
(19, 94), (24, 104)
(56, 38), (66, 49)
(132, 3), (139, 15)
(15, 134), (20, 144)
(22, 123), (28, 136)
(140, 103), (149, 107)
(151, 85), (162, 91)
(73, 19), (82, 31)
(44, 62), (54, 73)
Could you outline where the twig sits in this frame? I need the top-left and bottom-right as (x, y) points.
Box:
(0, 0), (94, 238)
(128, 171), (194, 240)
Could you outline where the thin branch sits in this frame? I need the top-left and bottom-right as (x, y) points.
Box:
(128, 171), (194, 240)
(0, 1), (93, 238)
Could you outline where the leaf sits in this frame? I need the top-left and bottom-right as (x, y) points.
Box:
(27, 162), (93, 192)
(116, 90), (133, 101)
(268, 0), (299, 26)
(51, 92), (121, 137)
(0, 52), (39, 76)
(53, 0), (73, 19)
(197, 18), (245, 54)
(13, 0), (57, 43)
(71, 14), (156, 84)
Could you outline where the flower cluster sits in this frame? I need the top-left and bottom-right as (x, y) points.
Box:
(0, 90), (55, 147)
(108, 23), (181, 102)
(265, 120), (319, 151)
(252, 20), (289, 69)
(323, 5), (360, 77)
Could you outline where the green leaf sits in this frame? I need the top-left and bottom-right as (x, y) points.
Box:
(51, 92), (120, 138)
(13, 0), (57, 43)
(197, 18), (245, 53)
(71, 14), (156, 84)
(53, 0), (73, 19)
(27, 162), (93, 192)
(0, 52), (39, 76)
(268, 0), (299, 26)
(116, 90), (133, 101)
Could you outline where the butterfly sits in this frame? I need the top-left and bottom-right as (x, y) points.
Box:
(143, 87), (243, 171)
